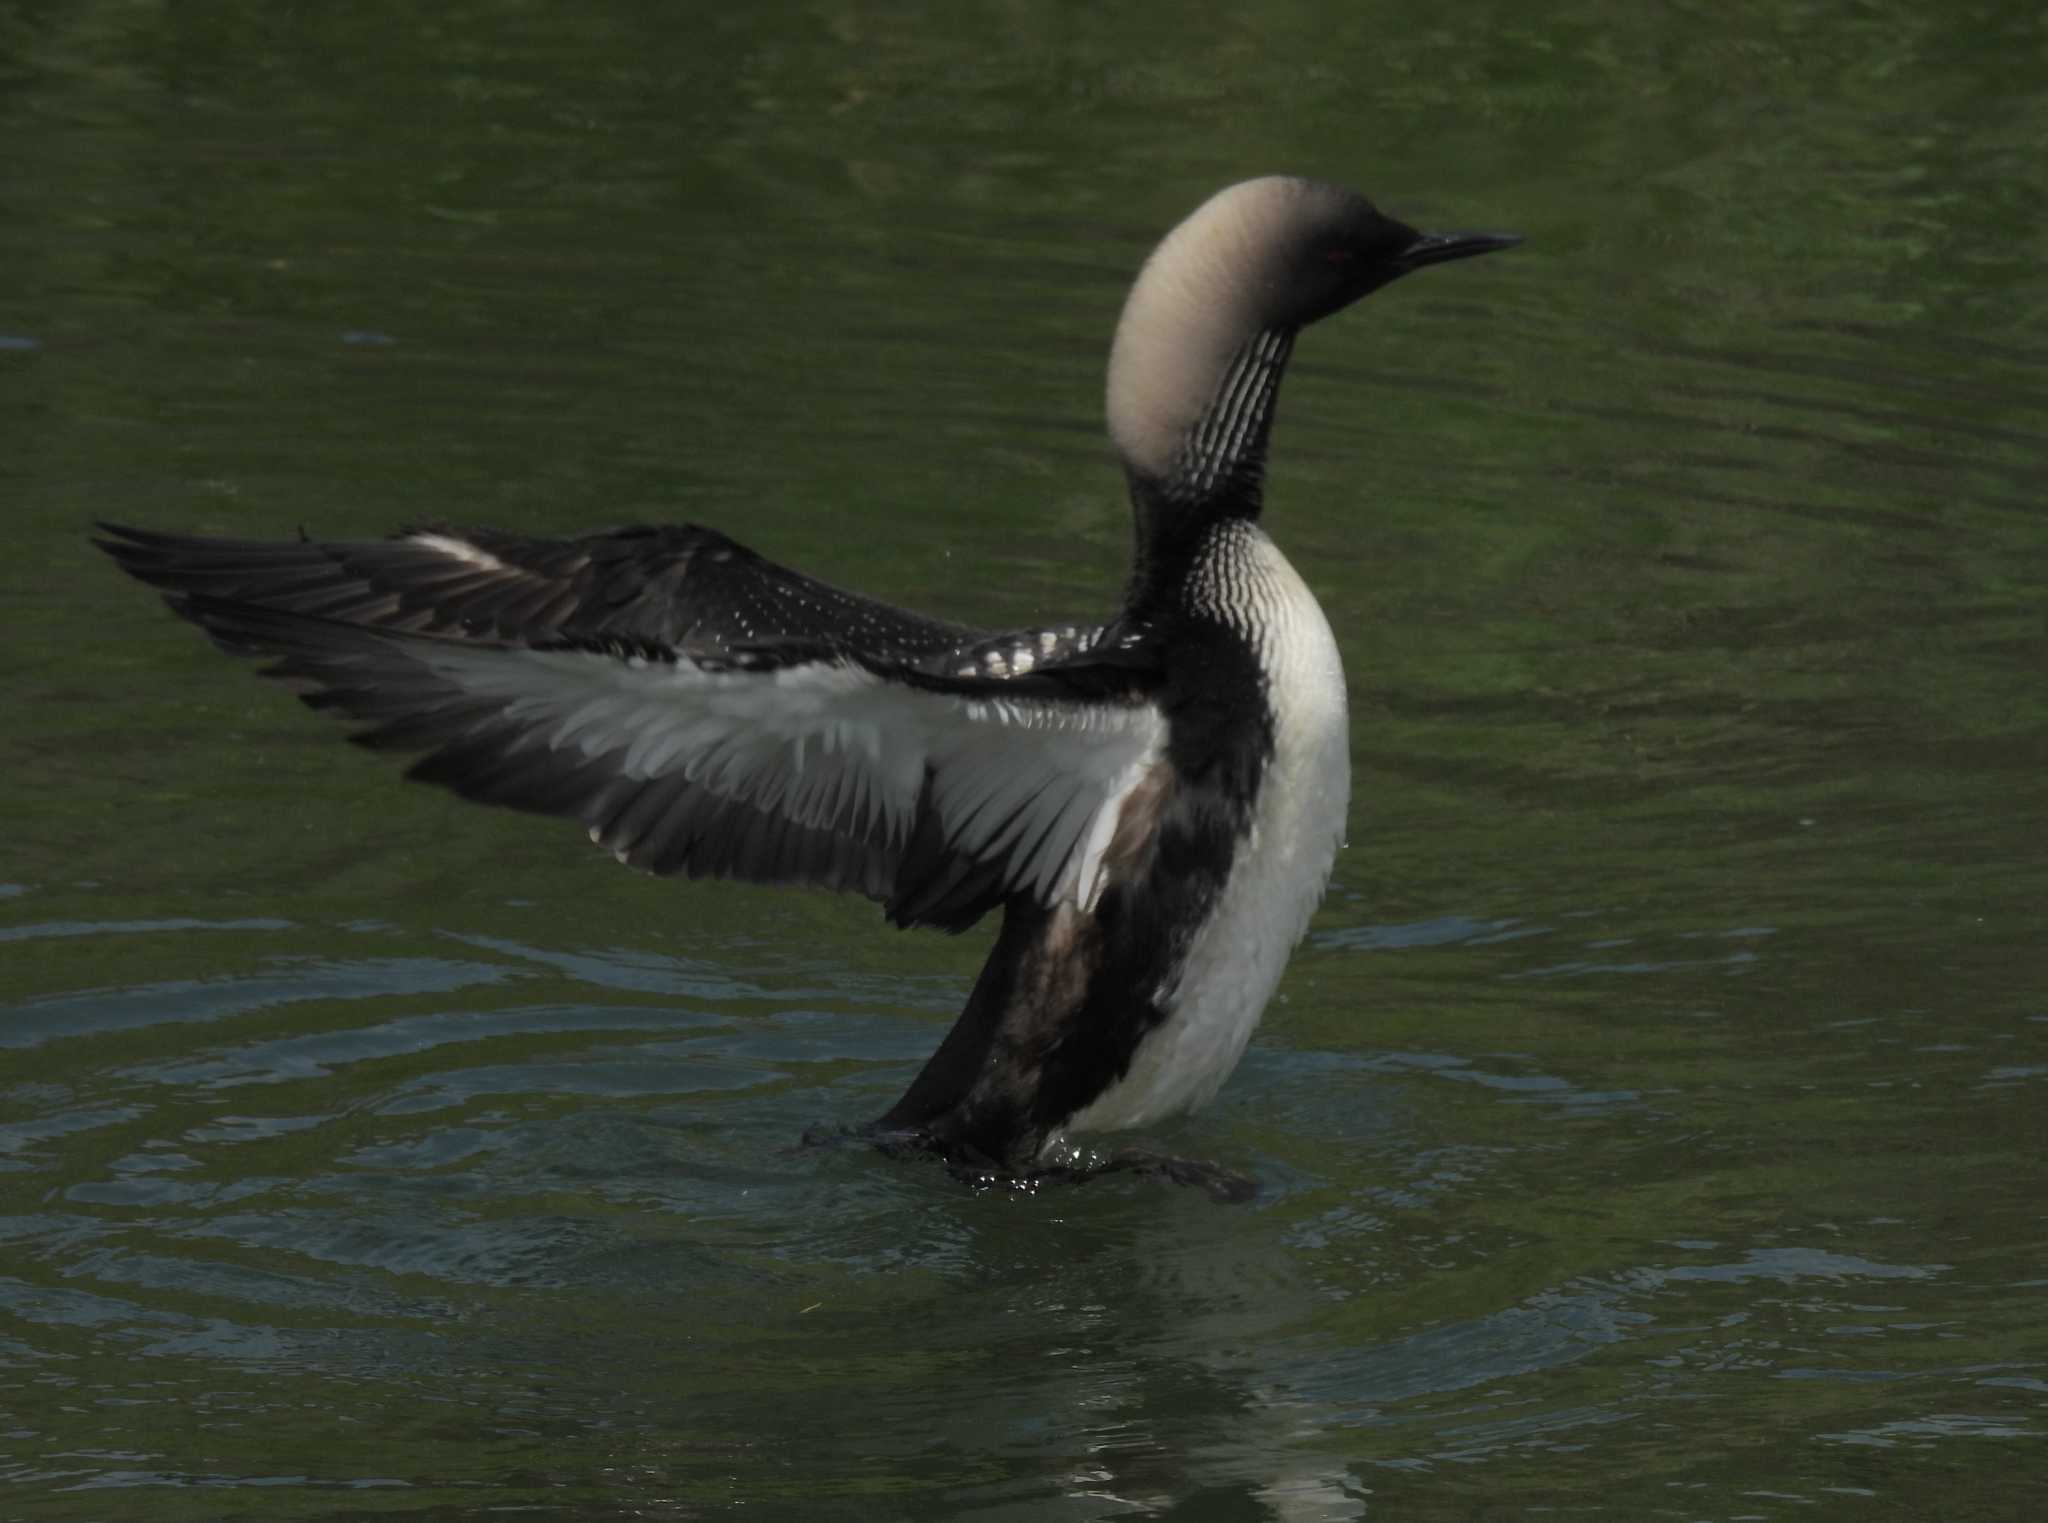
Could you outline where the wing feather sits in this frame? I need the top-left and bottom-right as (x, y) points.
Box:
(150, 593), (1162, 932)
(93, 520), (981, 653)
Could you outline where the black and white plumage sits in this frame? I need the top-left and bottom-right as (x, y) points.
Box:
(97, 176), (1517, 1185)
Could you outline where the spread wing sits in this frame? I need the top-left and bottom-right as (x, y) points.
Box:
(90, 519), (987, 654)
(97, 523), (1162, 933)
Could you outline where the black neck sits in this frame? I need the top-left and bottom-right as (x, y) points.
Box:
(1123, 327), (1295, 614)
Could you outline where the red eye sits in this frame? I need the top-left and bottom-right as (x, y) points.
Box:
(1324, 246), (1356, 265)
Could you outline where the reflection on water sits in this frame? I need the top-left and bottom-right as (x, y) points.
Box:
(5, 0), (2047, 1514)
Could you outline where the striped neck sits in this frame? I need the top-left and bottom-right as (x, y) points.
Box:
(1124, 327), (1295, 613)
(1170, 327), (1295, 502)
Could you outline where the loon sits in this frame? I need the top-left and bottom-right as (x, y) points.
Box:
(97, 176), (1517, 1193)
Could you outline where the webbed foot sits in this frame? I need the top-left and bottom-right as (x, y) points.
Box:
(1054, 1145), (1258, 1204)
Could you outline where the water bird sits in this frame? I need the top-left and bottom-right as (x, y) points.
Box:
(97, 177), (1517, 1197)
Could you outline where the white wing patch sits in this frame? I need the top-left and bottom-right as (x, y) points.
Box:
(409, 641), (1165, 908)
(406, 532), (512, 572)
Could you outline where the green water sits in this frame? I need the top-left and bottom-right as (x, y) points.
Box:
(4, 2), (2046, 1518)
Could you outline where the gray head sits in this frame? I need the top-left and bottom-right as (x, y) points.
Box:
(1106, 176), (1518, 488)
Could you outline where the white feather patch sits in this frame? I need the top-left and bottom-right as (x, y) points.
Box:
(407, 533), (512, 573)
(409, 641), (1166, 906)
(1064, 527), (1350, 1139)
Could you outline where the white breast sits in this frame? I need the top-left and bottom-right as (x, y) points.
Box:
(1063, 526), (1350, 1141)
